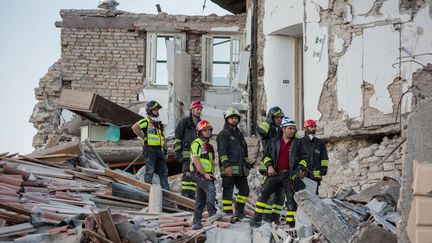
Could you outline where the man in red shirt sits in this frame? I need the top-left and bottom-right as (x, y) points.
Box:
(251, 117), (309, 227)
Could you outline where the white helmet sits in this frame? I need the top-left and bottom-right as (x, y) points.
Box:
(280, 117), (296, 127)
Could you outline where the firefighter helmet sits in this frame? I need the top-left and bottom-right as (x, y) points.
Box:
(267, 106), (285, 119)
(224, 107), (241, 121)
(281, 117), (296, 127)
(145, 100), (162, 115)
(303, 119), (317, 128)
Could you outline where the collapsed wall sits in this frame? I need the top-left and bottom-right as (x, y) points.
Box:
(29, 9), (245, 149)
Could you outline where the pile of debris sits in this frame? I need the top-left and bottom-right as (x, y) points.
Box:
(286, 177), (400, 243)
(0, 145), (230, 243)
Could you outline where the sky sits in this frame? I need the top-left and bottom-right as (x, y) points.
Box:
(0, 0), (230, 154)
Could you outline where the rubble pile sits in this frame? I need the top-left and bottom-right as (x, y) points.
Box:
(0, 147), (231, 243)
(0, 141), (401, 243)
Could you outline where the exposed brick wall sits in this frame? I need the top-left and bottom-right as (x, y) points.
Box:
(30, 10), (245, 149)
(61, 28), (145, 104)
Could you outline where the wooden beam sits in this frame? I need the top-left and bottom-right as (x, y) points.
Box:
(82, 229), (114, 243)
(92, 197), (145, 209)
(0, 223), (34, 237)
(98, 208), (121, 243)
(0, 202), (34, 216)
(26, 140), (80, 158)
(105, 169), (195, 209)
(18, 155), (64, 168)
(95, 194), (149, 206)
(33, 172), (74, 180)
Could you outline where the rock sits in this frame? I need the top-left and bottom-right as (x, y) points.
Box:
(383, 162), (395, 171)
(370, 164), (383, 173)
(368, 171), (384, 180)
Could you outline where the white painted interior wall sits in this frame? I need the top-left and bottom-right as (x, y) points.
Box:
(263, 0), (303, 35)
(263, 35), (296, 118)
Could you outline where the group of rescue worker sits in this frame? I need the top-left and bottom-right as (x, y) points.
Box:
(132, 100), (329, 230)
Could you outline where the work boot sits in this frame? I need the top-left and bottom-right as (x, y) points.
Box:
(230, 216), (241, 223)
(249, 218), (261, 228)
(192, 222), (203, 230)
(208, 212), (225, 223)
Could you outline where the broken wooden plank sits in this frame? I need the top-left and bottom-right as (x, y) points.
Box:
(65, 169), (108, 184)
(92, 197), (145, 209)
(295, 190), (356, 243)
(0, 211), (30, 224)
(0, 223), (34, 237)
(82, 229), (114, 243)
(0, 152), (10, 157)
(18, 155), (65, 168)
(98, 208), (121, 243)
(95, 194), (149, 206)
(4, 153), (19, 158)
(33, 172), (74, 180)
(26, 140), (80, 159)
(0, 202), (34, 216)
(105, 169), (195, 209)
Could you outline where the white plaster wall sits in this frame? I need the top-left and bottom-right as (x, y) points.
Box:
(363, 25), (400, 114)
(263, 35), (296, 119)
(303, 23), (329, 121)
(348, 0), (375, 15)
(400, 3), (432, 113)
(263, 0), (303, 35)
(337, 35), (363, 119)
(351, 0), (410, 25)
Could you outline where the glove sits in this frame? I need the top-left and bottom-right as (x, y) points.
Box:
(321, 166), (328, 176)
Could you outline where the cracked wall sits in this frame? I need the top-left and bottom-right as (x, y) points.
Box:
(313, 0), (432, 138)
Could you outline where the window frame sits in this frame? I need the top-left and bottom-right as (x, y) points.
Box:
(145, 32), (186, 87)
(201, 35), (242, 87)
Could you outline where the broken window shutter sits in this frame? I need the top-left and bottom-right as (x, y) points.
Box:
(229, 37), (241, 84)
(173, 34), (185, 54)
(201, 35), (213, 85)
(146, 32), (157, 85)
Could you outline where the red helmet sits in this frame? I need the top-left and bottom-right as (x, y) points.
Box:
(190, 101), (203, 110)
(304, 119), (317, 128)
(196, 119), (213, 132)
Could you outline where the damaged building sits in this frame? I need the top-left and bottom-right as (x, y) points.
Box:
(22, 0), (432, 242)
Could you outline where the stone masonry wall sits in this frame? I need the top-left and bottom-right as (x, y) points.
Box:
(320, 135), (404, 198)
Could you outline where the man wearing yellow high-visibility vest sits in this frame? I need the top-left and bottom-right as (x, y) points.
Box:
(132, 100), (169, 190)
(190, 120), (224, 230)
